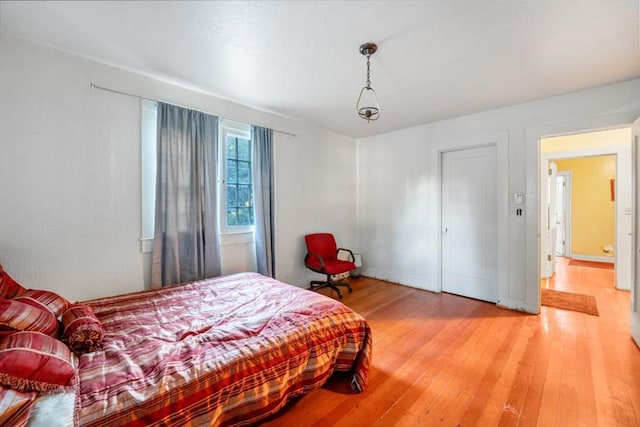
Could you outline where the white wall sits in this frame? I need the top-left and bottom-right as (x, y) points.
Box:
(0, 35), (357, 302)
(357, 78), (640, 313)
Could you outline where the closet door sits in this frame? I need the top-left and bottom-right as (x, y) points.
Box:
(441, 145), (498, 303)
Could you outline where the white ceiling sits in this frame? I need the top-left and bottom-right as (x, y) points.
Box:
(1, 1), (639, 138)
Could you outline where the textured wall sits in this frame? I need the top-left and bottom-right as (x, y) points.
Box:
(555, 156), (616, 257)
(357, 79), (640, 312)
(0, 35), (357, 301)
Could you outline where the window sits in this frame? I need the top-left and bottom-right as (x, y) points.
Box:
(220, 120), (254, 233)
(141, 107), (255, 254)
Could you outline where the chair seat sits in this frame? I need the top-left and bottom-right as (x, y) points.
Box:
(307, 258), (355, 275)
(304, 233), (355, 299)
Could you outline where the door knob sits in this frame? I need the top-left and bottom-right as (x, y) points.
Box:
(442, 227), (448, 235)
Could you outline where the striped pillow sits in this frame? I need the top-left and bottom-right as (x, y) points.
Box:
(61, 304), (103, 353)
(0, 299), (60, 338)
(0, 386), (36, 426)
(14, 290), (69, 318)
(0, 331), (75, 393)
(0, 266), (26, 300)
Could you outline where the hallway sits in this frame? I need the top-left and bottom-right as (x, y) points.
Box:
(543, 256), (626, 323)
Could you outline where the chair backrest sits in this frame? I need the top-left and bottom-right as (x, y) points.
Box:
(305, 233), (338, 260)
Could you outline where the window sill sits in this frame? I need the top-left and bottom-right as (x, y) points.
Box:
(140, 238), (154, 254)
(220, 231), (255, 246)
(140, 232), (255, 253)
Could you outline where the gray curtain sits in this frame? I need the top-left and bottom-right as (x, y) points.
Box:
(151, 102), (220, 287)
(252, 126), (275, 277)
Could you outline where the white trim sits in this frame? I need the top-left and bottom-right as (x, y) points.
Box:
(140, 238), (154, 253)
(541, 144), (630, 160)
(221, 118), (251, 134)
(140, 99), (158, 252)
(220, 232), (255, 246)
(632, 125), (640, 346)
(361, 268), (434, 291)
(430, 132), (509, 307)
(570, 254), (615, 263)
(525, 110), (640, 314)
(540, 142), (630, 290)
(218, 120), (255, 235)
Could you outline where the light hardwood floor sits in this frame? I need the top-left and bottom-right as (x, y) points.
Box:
(263, 259), (640, 426)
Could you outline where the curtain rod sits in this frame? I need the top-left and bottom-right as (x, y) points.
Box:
(90, 83), (297, 137)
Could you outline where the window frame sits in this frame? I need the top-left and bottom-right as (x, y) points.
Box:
(219, 119), (255, 234)
(140, 99), (158, 253)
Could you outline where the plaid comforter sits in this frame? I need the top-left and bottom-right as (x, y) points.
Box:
(76, 272), (372, 426)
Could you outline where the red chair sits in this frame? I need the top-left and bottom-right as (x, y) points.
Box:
(304, 233), (355, 299)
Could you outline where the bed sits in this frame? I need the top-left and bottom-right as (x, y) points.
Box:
(0, 272), (372, 426)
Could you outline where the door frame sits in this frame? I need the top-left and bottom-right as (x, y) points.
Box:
(540, 160), (558, 279)
(433, 132), (509, 307)
(540, 147), (628, 288)
(525, 110), (640, 313)
(632, 128), (640, 347)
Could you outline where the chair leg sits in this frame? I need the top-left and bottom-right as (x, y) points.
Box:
(334, 279), (352, 293)
(309, 280), (344, 299)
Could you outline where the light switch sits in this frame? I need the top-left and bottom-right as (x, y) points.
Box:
(513, 192), (524, 205)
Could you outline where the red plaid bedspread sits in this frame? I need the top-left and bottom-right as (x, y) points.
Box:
(77, 273), (372, 426)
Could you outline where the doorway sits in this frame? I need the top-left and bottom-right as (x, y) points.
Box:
(539, 128), (632, 293)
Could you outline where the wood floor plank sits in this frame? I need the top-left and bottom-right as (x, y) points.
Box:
(575, 333), (598, 427)
(262, 258), (640, 426)
(457, 313), (526, 425)
(384, 309), (504, 426)
(516, 316), (552, 427)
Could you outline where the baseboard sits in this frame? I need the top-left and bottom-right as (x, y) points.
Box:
(569, 254), (615, 264)
(360, 268), (437, 292)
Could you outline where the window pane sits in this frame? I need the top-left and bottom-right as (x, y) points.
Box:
(226, 137), (236, 159)
(238, 161), (250, 184)
(227, 208), (238, 226)
(227, 159), (237, 184)
(237, 138), (251, 161)
(238, 185), (252, 207)
(221, 125), (254, 229)
(227, 185), (237, 208)
(237, 208), (252, 226)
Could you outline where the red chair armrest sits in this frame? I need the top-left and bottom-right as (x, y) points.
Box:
(305, 252), (326, 270)
(336, 248), (355, 262)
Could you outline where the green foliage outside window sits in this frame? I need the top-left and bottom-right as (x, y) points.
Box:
(226, 136), (253, 226)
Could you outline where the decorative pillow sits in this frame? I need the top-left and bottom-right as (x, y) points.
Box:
(61, 304), (103, 353)
(14, 290), (69, 318)
(0, 386), (37, 426)
(0, 331), (75, 393)
(0, 299), (60, 338)
(0, 265), (26, 300)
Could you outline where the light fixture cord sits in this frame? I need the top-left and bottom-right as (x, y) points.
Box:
(366, 54), (372, 89)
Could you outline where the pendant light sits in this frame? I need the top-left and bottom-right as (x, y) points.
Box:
(356, 42), (380, 122)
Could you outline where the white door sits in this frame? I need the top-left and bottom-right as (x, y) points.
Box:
(545, 161), (558, 277)
(555, 171), (572, 258)
(540, 160), (558, 278)
(441, 145), (498, 303)
(632, 119), (640, 347)
(555, 174), (566, 256)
